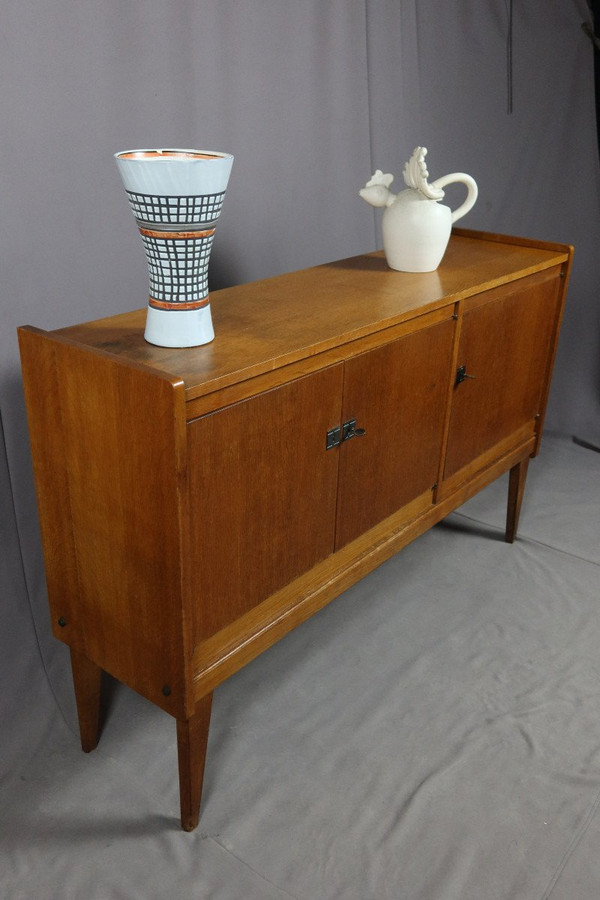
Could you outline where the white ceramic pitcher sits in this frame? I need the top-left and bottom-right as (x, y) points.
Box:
(360, 147), (478, 272)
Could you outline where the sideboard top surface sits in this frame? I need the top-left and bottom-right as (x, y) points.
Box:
(52, 230), (571, 402)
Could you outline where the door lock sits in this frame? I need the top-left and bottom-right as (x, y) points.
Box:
(342, 419), (366, 442)
(326, 419), (366, 449)
(456, 364), (476, 386)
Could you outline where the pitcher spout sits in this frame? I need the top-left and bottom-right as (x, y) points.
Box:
(359, 170), (396, 208)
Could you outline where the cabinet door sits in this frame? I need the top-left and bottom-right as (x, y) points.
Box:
(443, 269), (562, 481)
(188, 365), (343, 642)
(335, 317), (455, 549)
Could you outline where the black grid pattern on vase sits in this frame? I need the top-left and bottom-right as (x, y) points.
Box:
(141, 232), (215, 306)
(126, 191), (226, 226)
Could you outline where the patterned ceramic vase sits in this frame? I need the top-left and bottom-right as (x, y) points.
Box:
(115, 148), (234, 347)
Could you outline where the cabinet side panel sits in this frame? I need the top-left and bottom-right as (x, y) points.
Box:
(533, 256), (572, 453)
(19, 328), (190, 717)
(188, 365), (343, 643)
(18, 327), (81, 633)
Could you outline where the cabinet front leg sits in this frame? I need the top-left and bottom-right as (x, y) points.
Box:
(69, 647), (102, 753)
(176, 693), (213, 832)
(506, 456), (530, 543)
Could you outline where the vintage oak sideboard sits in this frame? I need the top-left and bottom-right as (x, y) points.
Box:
(18, 229), (573, 830)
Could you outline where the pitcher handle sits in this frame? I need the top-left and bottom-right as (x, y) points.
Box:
(430, 173), (478, 223)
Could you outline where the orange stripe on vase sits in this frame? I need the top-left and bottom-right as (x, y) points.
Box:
(139, 227), (216, 240)
(148, 296), (210, 311)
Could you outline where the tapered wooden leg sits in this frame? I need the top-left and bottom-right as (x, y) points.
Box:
(506, 456), (530, 543)
(176, 693), (213, 832)
(69, 647), (102, 753)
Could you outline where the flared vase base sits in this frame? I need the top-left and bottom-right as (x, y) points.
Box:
(144, 305), (215, 348)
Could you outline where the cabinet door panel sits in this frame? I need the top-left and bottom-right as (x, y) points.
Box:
(335, 318), (455, 549)
(443, 270), (561, 480)
(188, 365), (343, 642)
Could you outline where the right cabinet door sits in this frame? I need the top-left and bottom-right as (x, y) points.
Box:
(443, 267), (563, 482)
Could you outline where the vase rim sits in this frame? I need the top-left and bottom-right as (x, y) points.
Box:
(115, 148), (233, 162)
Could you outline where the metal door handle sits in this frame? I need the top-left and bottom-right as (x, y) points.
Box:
(342, 419), (366, 441)
(456, 364), (476, 386)
(326, 419), (366, 449)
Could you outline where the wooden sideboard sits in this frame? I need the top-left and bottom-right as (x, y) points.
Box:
(18, 229), (573, 830)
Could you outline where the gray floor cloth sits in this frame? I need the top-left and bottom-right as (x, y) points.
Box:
(2, 433), (600, 900)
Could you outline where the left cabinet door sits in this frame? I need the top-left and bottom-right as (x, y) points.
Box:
(187, 365), (344, 644)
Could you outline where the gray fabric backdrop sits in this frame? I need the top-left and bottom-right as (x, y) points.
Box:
(1, 0), (599, 885)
